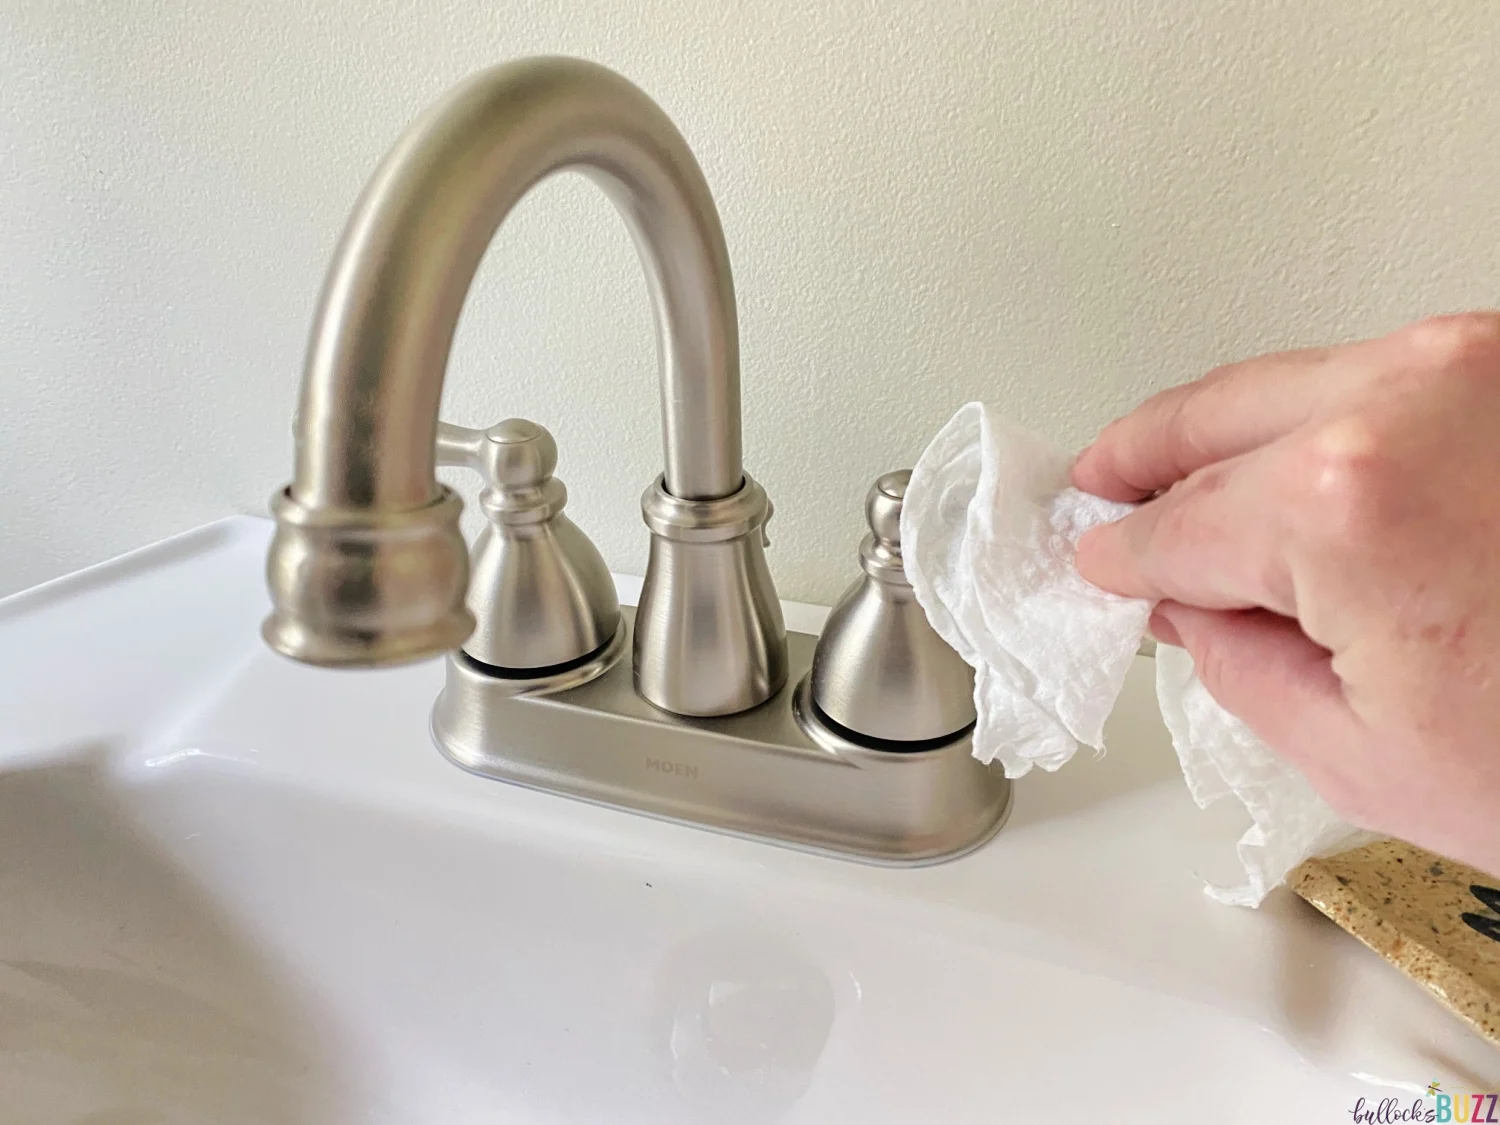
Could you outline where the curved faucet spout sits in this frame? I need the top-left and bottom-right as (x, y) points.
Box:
(296, 56), (742, 508)
(266, 57), (786, 716)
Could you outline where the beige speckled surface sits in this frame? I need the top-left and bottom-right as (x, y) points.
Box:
(1293, 840), (1500, 1048)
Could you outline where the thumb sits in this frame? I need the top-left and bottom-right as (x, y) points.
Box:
(1151, 601), (1354, 759)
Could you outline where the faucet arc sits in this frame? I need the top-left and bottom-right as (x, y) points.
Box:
(264, 57), (787, 716)
(294, 56), (742, 509)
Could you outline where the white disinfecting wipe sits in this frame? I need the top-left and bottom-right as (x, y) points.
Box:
(902, 402), (1374, 906)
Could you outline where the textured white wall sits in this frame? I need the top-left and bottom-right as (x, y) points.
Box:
(2, 1), (1496, 603)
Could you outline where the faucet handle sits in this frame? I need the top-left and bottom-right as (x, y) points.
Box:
(437, 418), (572, 525)
(864, 471), (906, 554)
(804, 469), (975, 746)
(437, 419), (556, 491)
(435, 420), (489, 472)
(434, 417), (620, 673)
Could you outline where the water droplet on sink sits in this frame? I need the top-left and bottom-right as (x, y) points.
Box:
(653, 931), (841, 1124)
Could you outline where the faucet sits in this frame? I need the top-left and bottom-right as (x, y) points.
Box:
(264, 57), (1010, 863)
(263, 56), (785, 716)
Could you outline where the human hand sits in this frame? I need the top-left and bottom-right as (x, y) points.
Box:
(1073, 313), (1500, 879)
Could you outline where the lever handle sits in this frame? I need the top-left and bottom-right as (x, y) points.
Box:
(436, 421), (489, 474)
(434, 419), (558, 492)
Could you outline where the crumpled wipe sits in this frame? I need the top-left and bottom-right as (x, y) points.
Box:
(903, 402), (1374, 905)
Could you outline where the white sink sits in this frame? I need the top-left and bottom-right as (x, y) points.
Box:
(2, 518), (1494, 1123)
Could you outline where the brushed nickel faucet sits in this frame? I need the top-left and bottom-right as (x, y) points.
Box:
(265, 57), (1010, 863)
(263, 56), (783, 718)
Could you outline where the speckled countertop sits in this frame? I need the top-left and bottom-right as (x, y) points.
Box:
(1294, 840), (1500, 1048)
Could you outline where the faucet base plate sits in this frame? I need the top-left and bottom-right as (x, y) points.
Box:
(430, 608), (1011, 865)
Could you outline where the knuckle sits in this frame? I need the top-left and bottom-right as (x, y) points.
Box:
(1398, 312), (1500, 373)
(1169, 396), (1217, 476)
(1294, 417), (1394, 542)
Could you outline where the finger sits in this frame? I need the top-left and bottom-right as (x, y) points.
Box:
(1072, 343), (1367, 502)
(1155, 602), (1356, 769)
(1075, 448), (1299, 616)
(1146, 606), (1182, 647)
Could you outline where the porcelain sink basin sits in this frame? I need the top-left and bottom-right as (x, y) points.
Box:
(1, 518), (1494, 1123)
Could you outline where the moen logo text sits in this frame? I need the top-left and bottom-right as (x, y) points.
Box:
(645, 757), (698, 779)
